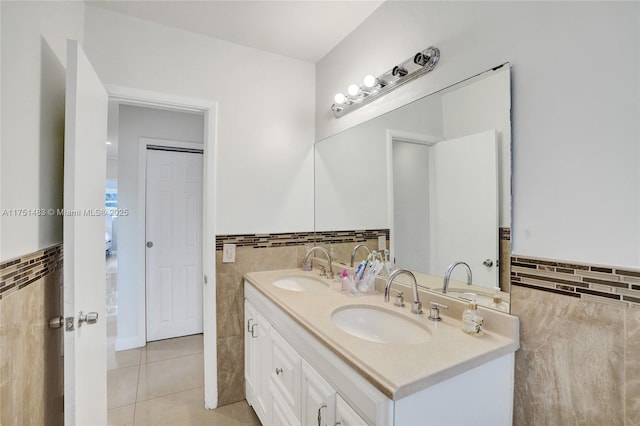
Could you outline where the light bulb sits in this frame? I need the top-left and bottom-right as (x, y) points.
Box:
(347, 84), (360, 97)
(363, 74), (378, 88)
(334, 93), (347, 105)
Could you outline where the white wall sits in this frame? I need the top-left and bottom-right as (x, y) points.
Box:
(116, 104), (203, 347)
(83, 6), (315, 235)
(0, 1), (85, 261)
(316, 2), (640, 268)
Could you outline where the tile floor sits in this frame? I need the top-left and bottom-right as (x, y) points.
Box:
(107, 330), (261, 425)
(106, 255), (260, 425)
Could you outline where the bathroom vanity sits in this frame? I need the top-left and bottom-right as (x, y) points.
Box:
(244, 268), (519, 426)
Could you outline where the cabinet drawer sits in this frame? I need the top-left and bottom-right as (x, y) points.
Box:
(271, 381), (300, 426)
(271, 328), (301, 418)
(336, 394), (369, 426)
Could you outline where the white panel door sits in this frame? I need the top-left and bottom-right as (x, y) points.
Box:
(431, 130), (499, 287)
(146, 148), (203, 341)
(63, 39), (108, 425)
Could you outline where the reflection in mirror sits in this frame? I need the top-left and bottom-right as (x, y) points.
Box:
(315, 65), (511, 311)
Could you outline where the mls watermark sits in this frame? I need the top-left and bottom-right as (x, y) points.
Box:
(1, 208), (130, 217)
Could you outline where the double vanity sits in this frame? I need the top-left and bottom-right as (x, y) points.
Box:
(244, 262), (519, 426)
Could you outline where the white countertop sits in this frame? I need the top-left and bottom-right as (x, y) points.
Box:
(244, 268), (519, 400)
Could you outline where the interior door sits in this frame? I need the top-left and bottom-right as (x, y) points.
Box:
(146, 147), (203, 341)
(431, 129), (498, 287)
(63, 39), (108, 425)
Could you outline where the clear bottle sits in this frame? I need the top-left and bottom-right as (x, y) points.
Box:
(462, 296), (484, 335)
(489, 286), (509, 312)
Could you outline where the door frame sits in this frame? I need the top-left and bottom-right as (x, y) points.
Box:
(107, 85), (219, 408)
(140, 137), (204, 341)
(385, 129), (441, 265)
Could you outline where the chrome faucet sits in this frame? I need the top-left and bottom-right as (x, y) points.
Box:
(384, 268), (422, 314)
(302, 246), (334, 279)
(350, 243), (371, 267)
(442, 261), (472, 293)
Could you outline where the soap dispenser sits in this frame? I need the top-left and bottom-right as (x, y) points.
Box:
(462, 296), (484, 335)
(489, 286), (508, 312)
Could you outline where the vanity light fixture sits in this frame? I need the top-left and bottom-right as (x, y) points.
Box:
(331, 46), (440, 118)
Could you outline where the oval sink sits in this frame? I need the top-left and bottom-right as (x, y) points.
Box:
(331, 305), (431, 345)
(272, 276), (328, 292)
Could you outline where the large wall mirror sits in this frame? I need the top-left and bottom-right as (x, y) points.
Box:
(315, 64), (512, 311)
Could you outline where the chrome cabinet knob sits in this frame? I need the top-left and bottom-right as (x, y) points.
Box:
(146, 241), (154, 248)
(483, 259), (494, 267)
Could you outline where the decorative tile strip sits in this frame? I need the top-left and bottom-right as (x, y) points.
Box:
(499, 227), (511, 241)
(216, 232), (316, 250)
(314, 229), (389, 245)
(511, 254), (640, 308)
(215, 229), (390, 251)
(0, 244), (63, 300)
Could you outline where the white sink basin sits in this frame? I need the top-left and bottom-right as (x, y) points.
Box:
(331, 305), (431, 345)
(272, 276), (328, 292)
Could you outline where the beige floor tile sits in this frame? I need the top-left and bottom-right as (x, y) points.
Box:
(141, 334), (204, 364)
(137, 353), (204, 402)
(134, 388), (242, 426)
(108, 404), (135, 426)
(108, 365), (140, 409)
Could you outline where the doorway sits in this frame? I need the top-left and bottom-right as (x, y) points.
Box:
(104, 92), (218, 411)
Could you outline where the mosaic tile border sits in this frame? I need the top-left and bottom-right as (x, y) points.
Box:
(314, 229), (389, 245)
(511, 255), (640, 308)
(0, 244), (63, 300)
(215, 229), (390, 251)
(216, 232), (316, 250)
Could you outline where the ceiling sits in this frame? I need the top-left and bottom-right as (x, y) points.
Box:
(88, 0), (385, 63)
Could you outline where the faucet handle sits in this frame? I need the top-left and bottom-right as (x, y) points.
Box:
(428, 302), (449, 322)
(392, 290), (405, 307)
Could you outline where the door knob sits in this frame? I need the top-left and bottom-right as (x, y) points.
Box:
(78, 311), (98, 327)
(48, 316), (64, 329)
(146, 241), (154, 248)
(483, 259), (494, 267)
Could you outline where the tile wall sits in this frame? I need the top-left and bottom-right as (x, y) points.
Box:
(0, 244), (64, 425)
(510, 255), (640, 425)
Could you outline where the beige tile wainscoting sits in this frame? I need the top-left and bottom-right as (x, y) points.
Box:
(214, 229), (388, 406)
(0, 244), (64, 426)
(510, 255), (640, 425)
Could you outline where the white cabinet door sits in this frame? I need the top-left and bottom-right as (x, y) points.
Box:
(244, 300), (271, 424)
(245, 301), (258, 407)
(272, 382), (301, 426)
(302, 360), (336, 426)
(336, 395), (369, 426)
(271, 329), (301, 420)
